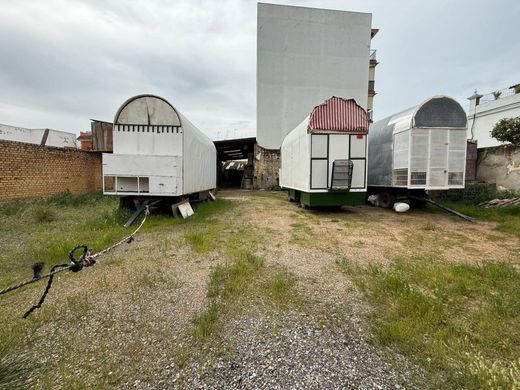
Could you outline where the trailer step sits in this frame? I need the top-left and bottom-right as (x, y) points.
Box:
(330, 160), (354, 190)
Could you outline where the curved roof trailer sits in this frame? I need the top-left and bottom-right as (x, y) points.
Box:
(280, 97), (369, 208)
(102, 95), (216, 208)
(367, 95), (467, 208)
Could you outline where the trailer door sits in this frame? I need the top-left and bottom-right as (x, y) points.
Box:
(428, 129), (449, 187)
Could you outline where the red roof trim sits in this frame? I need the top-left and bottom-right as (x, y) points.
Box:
(308, 97), (369, 134)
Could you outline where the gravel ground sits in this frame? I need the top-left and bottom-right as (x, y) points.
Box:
(178, 309), (423, 389)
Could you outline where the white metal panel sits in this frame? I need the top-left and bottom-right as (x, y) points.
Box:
(410, 129), (429, 186)
(180, 112), (217, 194)
(103, 154), (181, 178)
(311, 159), (328, 189)
(393, 131), (409, 169)
(448, 129), (466, 186)
(351, 160), (366, 188)
(149, 176), (178, 194)
(113, 125), (183, 156)
(350, 134), (366, 158)
(311, 134), (328, 158)
(280, 116), (311, 192)
(393, 131), (409, 186)
(428, 129), (448, 187)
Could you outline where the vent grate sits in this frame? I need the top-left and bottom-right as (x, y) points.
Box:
(393, 168), (408, 186)
(448, 172), (464, 185)
(410, 171), (427, 185)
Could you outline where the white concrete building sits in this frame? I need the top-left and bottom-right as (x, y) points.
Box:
(0, 123), (78, 148)
(257, 3), (375, 150)
(467, 85), (520, 148)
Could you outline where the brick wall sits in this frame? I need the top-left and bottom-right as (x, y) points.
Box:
(253, 143), (280, 189)
(0, 140), (102, 202)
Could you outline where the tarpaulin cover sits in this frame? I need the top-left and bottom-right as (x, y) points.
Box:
(309, 97), (368, 134)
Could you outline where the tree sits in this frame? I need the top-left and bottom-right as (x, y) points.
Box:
(491, 117), (520, 146)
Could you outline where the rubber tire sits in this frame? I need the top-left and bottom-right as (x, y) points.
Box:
(378, 191), (396, 209)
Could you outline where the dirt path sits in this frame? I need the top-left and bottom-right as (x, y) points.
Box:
(175, 190), (518, 389)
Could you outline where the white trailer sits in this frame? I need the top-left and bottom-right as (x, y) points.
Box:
(367, 95), (467, 208)
(280, 97), (369, 207)
(102, 95), (216, 205)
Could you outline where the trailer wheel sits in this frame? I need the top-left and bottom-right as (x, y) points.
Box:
(378, 191), (396, 209)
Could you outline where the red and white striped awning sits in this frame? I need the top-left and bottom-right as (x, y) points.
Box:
(308, 97), (369, 134)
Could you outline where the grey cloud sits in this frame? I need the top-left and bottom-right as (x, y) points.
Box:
(0, 0), (518, 139)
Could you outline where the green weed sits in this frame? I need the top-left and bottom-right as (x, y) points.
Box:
(0, 336), (33, 389)
(193, 252), (264, 342)
(261, 270), (297, 308)
(344, 255), (520, 388)
(33, 205), (57, 223)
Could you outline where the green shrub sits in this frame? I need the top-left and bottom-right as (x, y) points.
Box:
(491, 117), (520, 145)
(33, 205), (57, 223)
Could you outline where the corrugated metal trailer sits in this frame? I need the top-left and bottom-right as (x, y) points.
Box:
(280, 97), (369, 207)
(367, 95), (467, 208)
(102, 95), (216, 205)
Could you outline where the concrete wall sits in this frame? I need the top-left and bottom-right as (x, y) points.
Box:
(476, 144), (520, 190)
(467, 92), (520, 149)
(0, 140), (102, 202)
(253, 143), (280, 189)
(257, 3), (372, 150)
(0, 123), (77, 148)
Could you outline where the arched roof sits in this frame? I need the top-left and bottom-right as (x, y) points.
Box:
(380, 96), (467, 134)
(113, 94), (182, 126)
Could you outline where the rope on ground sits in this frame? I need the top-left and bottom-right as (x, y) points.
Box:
(0, 206), (149, 318)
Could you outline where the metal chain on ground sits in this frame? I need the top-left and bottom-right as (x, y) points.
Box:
(0, 206), (149, 317)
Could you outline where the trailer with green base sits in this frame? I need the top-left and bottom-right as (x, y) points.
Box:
(280, 97), (369, 209)
(287, 188), (366, 208)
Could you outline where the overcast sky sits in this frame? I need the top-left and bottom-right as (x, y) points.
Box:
(0, 0), (518, 140)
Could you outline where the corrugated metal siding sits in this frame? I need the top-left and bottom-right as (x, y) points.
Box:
(309, 97), (368, 134)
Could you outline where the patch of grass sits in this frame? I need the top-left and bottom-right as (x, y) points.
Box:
(342, 255), (520, 388)
(193, 252), (264, 341)
(0, 337), (33, 389)
(427, 202), (520, 238)
(33, 205), (57, 223)
(0, 199), (26, 216)
(261, 270), (297, 308)
(46, 189), (105, 207)
(184, 230), (212, 253)
(193, 302), (220, 340)
(207, 252), (264, 300)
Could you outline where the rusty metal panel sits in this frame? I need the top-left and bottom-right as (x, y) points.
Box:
(91, 120), (113, 152)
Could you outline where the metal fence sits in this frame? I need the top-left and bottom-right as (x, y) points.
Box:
(480, 85), (518, 103)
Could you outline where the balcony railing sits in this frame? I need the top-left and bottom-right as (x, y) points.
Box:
(480, 84), (519, 103)
(369, 49), (377, 61)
